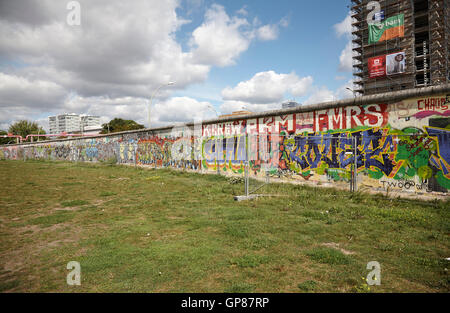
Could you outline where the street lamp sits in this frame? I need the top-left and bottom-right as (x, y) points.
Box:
(346, 87), (357, 97)
(148, 81), (176, 128)
(207, 104), (219, 117)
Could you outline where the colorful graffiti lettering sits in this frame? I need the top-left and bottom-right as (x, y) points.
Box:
(1, 94), (449, 194)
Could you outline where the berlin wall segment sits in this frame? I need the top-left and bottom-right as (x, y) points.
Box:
(1, 87), (449, 195)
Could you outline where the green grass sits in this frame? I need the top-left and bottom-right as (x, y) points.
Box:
(61, 200), (90, 207)
(306, 247), (352, 265)
(0, 159), (449, 293)
(297, 280), (317, 292)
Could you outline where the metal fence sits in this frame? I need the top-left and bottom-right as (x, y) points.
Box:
(234, 131), (449, 198)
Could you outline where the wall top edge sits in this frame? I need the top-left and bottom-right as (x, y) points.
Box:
(2, 84), (450, 147)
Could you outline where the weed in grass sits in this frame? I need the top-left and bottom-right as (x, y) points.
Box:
(0, 280), (20, 292)
(99, 191), (117, 197)
(224, 282), (255, 293)
(376, 242), (395, 252)
(61, 200), (89, 207)
(227, 177), (244, 184)
(297, 280), (317, 292)
(352, 277), (371, 293)
(224, 223), (249, 238)
(306, 247), (352, 265)
(62, 182), (82, 186)
(28, 211), (75, 227)
(230, 254), (270, 268)
(300, 210), (328, 221)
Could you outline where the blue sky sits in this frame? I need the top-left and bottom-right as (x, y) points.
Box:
(0, 0), (354, 130)
(176, 0), (353, 105)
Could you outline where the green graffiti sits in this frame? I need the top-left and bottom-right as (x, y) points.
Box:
(369, 169), (384, 179)
(315, 162), (329, 175)
(418, 165), (433, 180)
(435, 172), (450, 189)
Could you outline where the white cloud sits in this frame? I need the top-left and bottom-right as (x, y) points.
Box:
(335, 79), (356, 99)
(44, 95), (216, 129)
(0, 1), (287, 129)
(219, 100), (280, 115)
(334, 12), (353, 72)
(221, 71), (313, 104)
(255, 16), (289, 41)
(0, 0), (208, 96)
(303, 87), (336, 105)
(189, 4), (251, 67)
(256, 24), (279, 41)
(236, 6), (248, 16)
(279, 16), (289, 28)
(152, 96), (216, 126)
(0, 73), (67, 109)
(338, 41), (353, 72)
(334, 12), (352, 38)
(335, 75), (347, 81)
(190, 4), (285, 67)
(304, 79), (355, 105)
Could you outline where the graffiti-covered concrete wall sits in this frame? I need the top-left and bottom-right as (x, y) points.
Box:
(1, 85), (450, 195)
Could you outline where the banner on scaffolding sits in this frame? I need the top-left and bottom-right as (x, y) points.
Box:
(369, 51), (406, 78)
(368, 55), (386, 78)
(368, 13), (404, 44)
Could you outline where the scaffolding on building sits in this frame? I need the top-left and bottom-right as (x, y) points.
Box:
(350, 0), (450, 95)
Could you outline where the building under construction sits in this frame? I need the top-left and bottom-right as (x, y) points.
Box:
(351, 0), (449, 95)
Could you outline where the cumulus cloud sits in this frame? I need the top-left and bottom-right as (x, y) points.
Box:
(190, 4), (250, 67)
(256, 24), (279, 41)
(335, 79), (356, 99)
(190, 5), (286, 67)
(0, 73), (67, 109)
(0, 0), (284, 130)
(334, 12), (352, 38)
(0, 0), (207, 98)
(303, 87), (336, 105)
(221, 71), (313, 104)
(338, 41), (353, 72)
(219, 100), (280, 115)
(152, 97), (216, 126)
(253, 15), (289, 41)
(334, 12), (354, 72)
(236, 6), (249, 16)
(303, 79), (355, 105)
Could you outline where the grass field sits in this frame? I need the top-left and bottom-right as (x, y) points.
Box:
(0, 159), (449, 292)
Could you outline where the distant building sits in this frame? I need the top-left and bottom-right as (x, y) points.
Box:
(218, 110), (253, 119)
(80, 115), (100, 130)
(48, 113), (81, 134)
(80, 125), (102, 135)
(48, 113), (101, 134)
(282, 101), (300, 109)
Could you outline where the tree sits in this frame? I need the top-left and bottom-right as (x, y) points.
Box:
(8, 120), (46, 142)
(100, 118), (145, 134)
(0, 130), (14, 145)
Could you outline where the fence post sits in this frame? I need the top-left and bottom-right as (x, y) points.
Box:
(134, 143), (137, 168)
(216, 136), (220, 176)
(348, 137), (353, 192)
(245, 134), (249, 197)
(353, 136), (358, 192)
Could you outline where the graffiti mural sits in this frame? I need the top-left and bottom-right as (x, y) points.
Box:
(1, 93), (449, 194)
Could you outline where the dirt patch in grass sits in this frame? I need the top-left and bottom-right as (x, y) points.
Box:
(322, 242), (355, 255)
(53, 207), (82, 212)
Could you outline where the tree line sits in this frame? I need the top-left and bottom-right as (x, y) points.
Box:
(1, 118), (145, 144)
